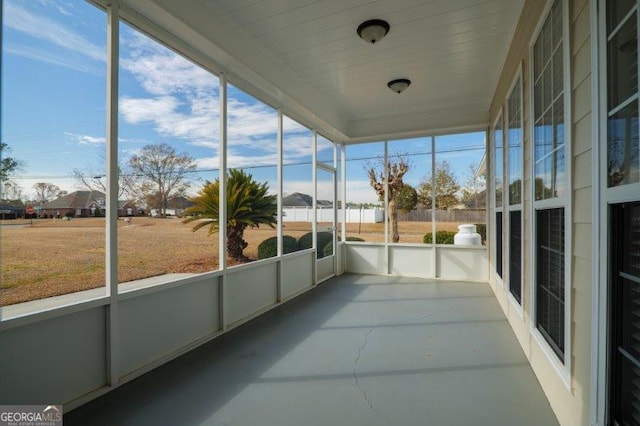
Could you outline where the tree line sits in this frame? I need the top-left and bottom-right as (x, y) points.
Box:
(1, 142), (198, 217)
(367, 155), (486, 242)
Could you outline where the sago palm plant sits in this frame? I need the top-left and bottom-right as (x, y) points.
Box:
(183, 169), (277, 261)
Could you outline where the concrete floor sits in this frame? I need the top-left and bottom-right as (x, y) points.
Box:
(65, 274), (559, 426)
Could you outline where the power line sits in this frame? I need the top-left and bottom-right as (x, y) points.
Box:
(11, 145), (484, 180)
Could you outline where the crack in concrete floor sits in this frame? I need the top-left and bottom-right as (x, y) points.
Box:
(352, 328), (389, 424)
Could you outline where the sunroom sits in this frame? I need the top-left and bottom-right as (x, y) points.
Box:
(1, 0), (637, 425)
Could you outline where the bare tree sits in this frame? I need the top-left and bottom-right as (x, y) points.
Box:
(72, 167), (137, 199)
(129, 143), (197, 217)
(2, 181), (24, 201)
(33, 182), (61, 205)
(73, 151), (135, 198)
(367, 155), (409, 243)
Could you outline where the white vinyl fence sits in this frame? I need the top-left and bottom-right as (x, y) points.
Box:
(283, 207), (384, 223)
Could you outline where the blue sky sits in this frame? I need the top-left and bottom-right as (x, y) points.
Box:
(2, 0), (485, 205)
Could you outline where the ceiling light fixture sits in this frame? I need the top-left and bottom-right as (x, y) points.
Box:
(357, 19), (390, 44)
(387, 78), (411, 94)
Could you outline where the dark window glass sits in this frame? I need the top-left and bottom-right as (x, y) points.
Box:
(536, 208), (565, 359)
(608, 101), (640, 187)
(509, 210), (522, 303)
(607, 13), (638, 110)
(610, 202), (640, 425)
(496, 212), (503, 278)
(607, 0), (637, 32)
(613, 356), (640, 425)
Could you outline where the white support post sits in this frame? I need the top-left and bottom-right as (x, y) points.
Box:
(276, 109), (283, 301)
(431, 136), (437, 278)
(219, 73), (228, 330)
(341, 144), (347, 243)
(105, 0), (120, 387)
(312, 130), (318, 285)
(277, 110), (283, 258)
(340, 143), (347, 274)
(484, 128), (490, 282)
(332, 142), (337, 275)
(384, 141), (389, 274)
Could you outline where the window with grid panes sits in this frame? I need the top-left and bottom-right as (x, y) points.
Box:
(607, 0), (639, 187)
(507, 77), (523, 303)
(532, 0), (566, 359)
(494, 114), (504, 279)
(606, 1), (640, 423)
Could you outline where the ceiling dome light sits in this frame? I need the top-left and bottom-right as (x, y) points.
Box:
(387, 78), (411, 94)
(357, 19), (390, 44)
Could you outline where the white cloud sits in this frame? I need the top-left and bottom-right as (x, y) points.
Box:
(227, 151), (279, 169)
(190, 141), (218, 149)
(14, 176), (82, 199)
(119, 96), (180, 124)
(282, 181), (314, 197)
(227, 98), (277, 138)
(194, 157), (220, 170)
(346, 180), (379, 204)
(283, 135), (313, 158)
(117, 26), (320, 168)
(35, 0), (75, 16)
(120, 32), (217, 96)
(118, 34), (224, 152)
(283, 116), (307, 133)
(5, 2), (104, 62)
(65, 132), (105, 145)
(120, 95), (221, 149)
(3, 44), (104, 75)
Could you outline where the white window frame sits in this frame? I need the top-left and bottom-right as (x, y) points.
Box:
(593, 1), (640, 424)
(505, 66), (525, 316)
(528, 0), (572, 388)
(316, 132), (338, 282)
(492, 110), (505, 288)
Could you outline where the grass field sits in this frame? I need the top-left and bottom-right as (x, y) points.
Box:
(0, 217), (462, 306)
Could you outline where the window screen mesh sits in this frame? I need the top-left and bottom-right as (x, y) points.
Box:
(496, 212), (503, 278)
(536, 208), (565, 358)
(509, 210), (522, 303)
(611, 202), (640, 424)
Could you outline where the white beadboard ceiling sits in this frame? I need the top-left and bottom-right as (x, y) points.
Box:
(123, 0), (524, 142)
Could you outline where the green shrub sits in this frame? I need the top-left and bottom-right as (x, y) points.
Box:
(345, 236), (365, 242)
(323, 241), (334, 257)
(474, 223), (487, 244)
(423, 231), (456, 244)
(257, 235), (299, 259)
(298, 231), (333, 258)
(298, 232), (313, 250)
